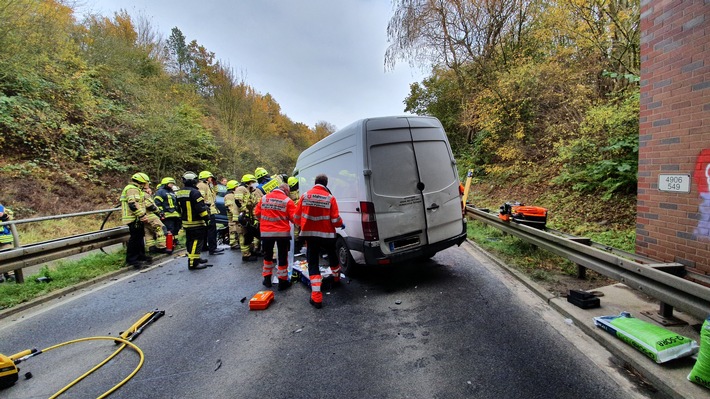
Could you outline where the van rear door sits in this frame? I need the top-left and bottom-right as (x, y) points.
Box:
(366, 117), (461, 255)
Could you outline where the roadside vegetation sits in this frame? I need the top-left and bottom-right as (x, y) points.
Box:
(0, 251), (126, 310)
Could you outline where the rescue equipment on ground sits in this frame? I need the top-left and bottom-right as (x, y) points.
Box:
(594, 312), (698, 364)
(566, 290), (600, 309)
(0, 310), (164, 397)
(290, 260), (335, 286)
(498, 201), (548, 229)
(166, 231), (174, 252)
(249, 290), (275, 310)
(688, 316), (710, 389)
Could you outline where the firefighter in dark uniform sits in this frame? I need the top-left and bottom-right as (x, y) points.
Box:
(0, 203), (15, 282)
(176, 171), (211, 270)
(255, 167), (283, 195)
(155, 177), (181, 245)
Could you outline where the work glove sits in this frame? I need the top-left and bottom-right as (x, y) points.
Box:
(0, 214), (8, 222)
(339, 223), (346, 230)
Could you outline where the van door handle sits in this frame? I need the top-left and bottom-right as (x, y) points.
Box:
(427, 203), (440, 211)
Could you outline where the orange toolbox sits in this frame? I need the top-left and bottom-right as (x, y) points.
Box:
(249, 290), (275, 310)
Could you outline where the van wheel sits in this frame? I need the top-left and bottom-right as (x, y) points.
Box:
(336, 237), (357, 276)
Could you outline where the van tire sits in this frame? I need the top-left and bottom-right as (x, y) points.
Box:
(335, 237), (358, 276)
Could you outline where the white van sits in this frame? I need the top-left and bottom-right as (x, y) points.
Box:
(293, 116), (467, 273)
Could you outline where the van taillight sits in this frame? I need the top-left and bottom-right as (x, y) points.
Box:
(360, 201), (379, 241)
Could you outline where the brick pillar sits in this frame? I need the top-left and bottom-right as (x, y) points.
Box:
(637, 0), (710, 281)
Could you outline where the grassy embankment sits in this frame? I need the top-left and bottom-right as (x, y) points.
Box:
(0, 214), (179, 310)
(465, 184), (635, 285)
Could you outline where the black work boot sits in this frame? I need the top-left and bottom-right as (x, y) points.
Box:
(309, 298), (322, 309)
(262, 275), (272, 288)
(188, 261), (208, 270)
(278, 279), (292, 291)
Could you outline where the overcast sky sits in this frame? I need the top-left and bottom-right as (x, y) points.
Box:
(81, 0), (428, 130)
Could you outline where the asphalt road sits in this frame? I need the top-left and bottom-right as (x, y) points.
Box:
(0, 244), (652, 399)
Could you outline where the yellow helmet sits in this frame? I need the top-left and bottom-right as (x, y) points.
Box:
(131, 172), (150, 184)
(161, 177), (176, 185)
(226, 180), (239, 190)
(287, 177), (298, 189)
(254, 167), (268, 179)
(241, 174), (257, 183)
(198, 171), (213, 180)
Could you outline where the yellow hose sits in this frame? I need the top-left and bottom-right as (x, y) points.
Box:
(33, 336), (145, 399)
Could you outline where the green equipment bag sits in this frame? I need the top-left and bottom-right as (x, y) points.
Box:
(594, 312), (698, 363)
(688, 317), (710, 389)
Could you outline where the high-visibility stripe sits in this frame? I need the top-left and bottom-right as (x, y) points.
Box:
(188, 241), (199, 260)
(276, 265), (288, 279)
(262, 260), (274, 277)
(259, 231), (291, 238)
(299, 231), (335, 238)
(310, 275), (322, 292)
(261, 215), (290, 222)
(302, 214), (331, 221)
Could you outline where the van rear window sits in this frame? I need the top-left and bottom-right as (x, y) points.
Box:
(370, 142), (420, 197)
(414, 141), (456, 193)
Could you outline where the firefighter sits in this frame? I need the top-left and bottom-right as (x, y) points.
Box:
(142, 185), (170, 254)
(224, 180), (241, 250)
(287, 176), (303, 254)
(197, 171), (223, 255)
(294, 174), (344, 309)
(176, 171), (210, 270)
(120, 173), (153, 269)
(154, 177), (181, 245)
(0, 203), (14, 251)
(235, 174), (260, 262)
(254, 167), (283, 195)
(255, 183), (296, 290)
(0, 203), (15, 282)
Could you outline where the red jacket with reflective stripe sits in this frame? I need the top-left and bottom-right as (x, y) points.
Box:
(295, 184), (343, 239)
(255, 188), (296, 238)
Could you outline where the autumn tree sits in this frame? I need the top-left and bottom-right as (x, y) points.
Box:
(386, 0), (640, 199)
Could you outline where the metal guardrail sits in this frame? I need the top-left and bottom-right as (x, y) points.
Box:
(0, 208), (128, 283)
(465, 206), (710, 322)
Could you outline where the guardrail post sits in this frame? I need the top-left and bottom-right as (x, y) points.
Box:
(9, 223), (23, 283)
(641, 264), (688, 326)
(568, 237), (591, 280)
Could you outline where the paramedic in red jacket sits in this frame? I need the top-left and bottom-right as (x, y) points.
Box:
(255, 183), (297, 290)
(294, 174), (344, 309)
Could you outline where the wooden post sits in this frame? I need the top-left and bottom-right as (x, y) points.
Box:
(462, 169), (473, 208)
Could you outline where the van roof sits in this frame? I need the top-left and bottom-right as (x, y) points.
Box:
(297, 115), (441, 160)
